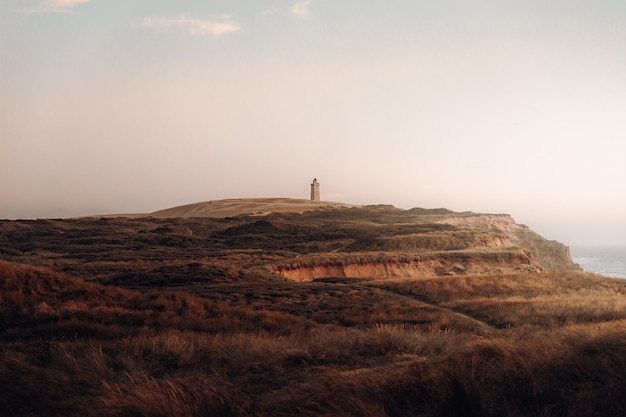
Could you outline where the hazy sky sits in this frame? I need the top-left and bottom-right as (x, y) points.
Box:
(2, 0), (626, 245)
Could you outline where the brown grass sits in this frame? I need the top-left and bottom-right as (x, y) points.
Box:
(2, 260), (626, 416)
(0, 210), (617, 416)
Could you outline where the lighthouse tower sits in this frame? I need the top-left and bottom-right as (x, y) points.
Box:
(310, 178), (320, 202)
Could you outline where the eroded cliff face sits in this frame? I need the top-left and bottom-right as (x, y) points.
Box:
(435, 214), (579, 272)
(270, 211), (579, 281)
(272, 250), (544, 282)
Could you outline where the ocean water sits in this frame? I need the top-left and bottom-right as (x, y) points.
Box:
(571, 246), (626, 279)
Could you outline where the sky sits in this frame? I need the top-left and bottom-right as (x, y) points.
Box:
(2, 0), (626, 246)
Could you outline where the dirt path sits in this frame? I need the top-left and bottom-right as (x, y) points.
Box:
(374, 285), (497, 335)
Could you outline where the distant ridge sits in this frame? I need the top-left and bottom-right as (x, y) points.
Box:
(148, 198), (356, 218)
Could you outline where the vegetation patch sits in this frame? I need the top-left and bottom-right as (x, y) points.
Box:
(0, 207), (621, 416)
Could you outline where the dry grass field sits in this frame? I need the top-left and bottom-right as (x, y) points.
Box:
(1, 205), (624, 416)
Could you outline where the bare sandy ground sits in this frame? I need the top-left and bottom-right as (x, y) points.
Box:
(145, 198), (356, 218)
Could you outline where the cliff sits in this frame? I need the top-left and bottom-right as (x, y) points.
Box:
(267, 209), (579, 281)
(271, 249), (544, 281)
(0, 202), (579, 285)
(434, 213), (579, 272)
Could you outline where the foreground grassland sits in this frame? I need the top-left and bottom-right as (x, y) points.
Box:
(2, 262), (626, 417)
(0, 208), (624, 416)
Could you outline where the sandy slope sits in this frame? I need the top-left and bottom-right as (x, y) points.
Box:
(148, 198), (356, 218)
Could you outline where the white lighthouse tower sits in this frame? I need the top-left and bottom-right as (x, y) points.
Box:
(310, 178), (320, 202)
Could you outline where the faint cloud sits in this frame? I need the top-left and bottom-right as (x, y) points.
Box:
(261, 7), (280, 16)
(292, 0), (311, 18)
(141, 16), (242, 37)
(44, 0), (90, 7)
(15, 0), (90, 13)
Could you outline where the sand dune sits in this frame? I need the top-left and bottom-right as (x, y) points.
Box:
(149, 198), (356, 218)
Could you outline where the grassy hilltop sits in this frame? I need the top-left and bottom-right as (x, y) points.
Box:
(1, 201), (625, 417)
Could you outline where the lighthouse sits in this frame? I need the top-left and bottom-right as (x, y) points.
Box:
(310, 178), (320, 202)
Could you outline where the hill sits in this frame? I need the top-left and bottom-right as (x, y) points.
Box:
(4, 202), (626, 416)
(149, 198), (356, 218)
(2, 261), (626, 416)
(5, 202), (578, 287)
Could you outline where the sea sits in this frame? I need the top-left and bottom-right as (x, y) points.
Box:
(570, 246), (626, 279)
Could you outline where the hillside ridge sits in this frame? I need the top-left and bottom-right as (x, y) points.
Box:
(152, 200), (579, 278)
(2, 202), (615, 417)
(150, 198), (356, 218)
(9, 201), (581, 283)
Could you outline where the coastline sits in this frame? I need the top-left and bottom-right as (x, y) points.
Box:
(571, 245), (626, 279)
